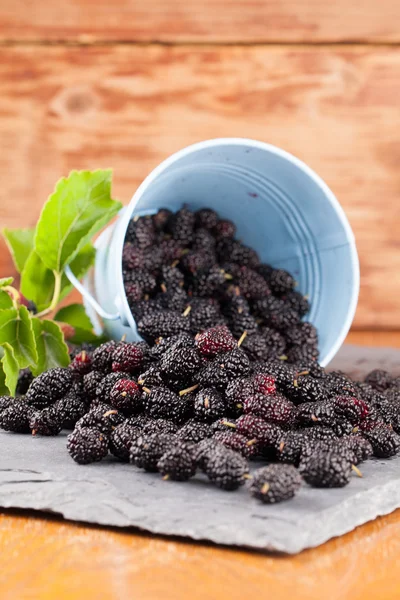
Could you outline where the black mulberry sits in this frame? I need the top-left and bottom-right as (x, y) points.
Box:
(110, 422), (141, 461)
(157, 442), (197, 481)
(130, 432), (175, 471)
(205, 446), (250, 491)
(30, 406), (63, 436)
(67, 427), (109, 464)
(250, 464), (302, 503)
(26, 368), (74, 409)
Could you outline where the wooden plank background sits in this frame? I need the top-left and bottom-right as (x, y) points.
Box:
(1, 0), (400, 42)
(0, 2), (400, 330)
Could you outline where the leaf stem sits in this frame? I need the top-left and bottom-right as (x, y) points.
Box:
(3, 286), (20, 309)
(36, 271), (62, 318)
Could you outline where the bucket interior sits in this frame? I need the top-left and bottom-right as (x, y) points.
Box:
(105, 141), (359, 366)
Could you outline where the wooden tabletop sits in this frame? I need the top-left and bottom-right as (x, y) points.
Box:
(1, 1), (400, 596)
(0, 330), (398, 600)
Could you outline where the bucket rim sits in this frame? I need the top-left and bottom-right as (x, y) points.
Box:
(114, 138), (360, 366)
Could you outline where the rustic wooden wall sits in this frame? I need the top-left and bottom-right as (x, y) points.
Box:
(0, 1), (399, 330)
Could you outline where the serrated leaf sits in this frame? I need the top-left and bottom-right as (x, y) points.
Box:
(59, 243), (96, 302)
(0, 343), (19, 395)
(20, 243), (96, 312)
(20, 250), (55, 312)
(0, 306), (38, 369)
(31, 318), (70, 376)
(0, 277), (13, 288)
(2, 228), (35, 273)
(0, 290), (13, 310)
(54, 304), (106, 345)
(35, 170), (121, 272)
(0, 356), (8, 395)
(55, 303), (93, 330)
(61, 325), (107, 345)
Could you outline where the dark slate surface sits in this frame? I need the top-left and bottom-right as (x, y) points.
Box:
(1, 344), (400, 554)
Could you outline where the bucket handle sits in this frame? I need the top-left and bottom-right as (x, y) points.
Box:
(65, 266), (121, 321)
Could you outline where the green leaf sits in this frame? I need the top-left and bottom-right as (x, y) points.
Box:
(0, 306), (38, 369)
(0, 343), (19, 395)
(31, 318), (70, 376)
(20, 250), (55, 312)
(63, 326), (107, 345)
(2, 228), (35, 273)
(54, 303), (106, 345)
(0, 277), (13, 288)
(55, 303), (93, 330)
(0, 290), (13, 310)
(20, 243), (96, 312)
(0, 348), (8, 395)
(35, 170), (121, 272)
(59, 243), (96, 302)
(0, 369), (7, 395)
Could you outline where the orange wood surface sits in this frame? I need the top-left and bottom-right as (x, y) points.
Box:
(1, 506), (400, 600)
(0, 0), (400, 43)
(1, 45), (400, 329)
(0, 327), (399, 600)
(1, 0), (400, 594)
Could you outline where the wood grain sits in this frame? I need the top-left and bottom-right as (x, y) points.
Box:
(347, 330), (400, 346)
(2, 503), (400, 600)
(1, 45), (400, 328)
(0, 0), (400, 43)
(0, 331), (399, 600)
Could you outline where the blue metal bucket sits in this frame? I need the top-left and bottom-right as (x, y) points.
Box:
(68, 138), (359, 366)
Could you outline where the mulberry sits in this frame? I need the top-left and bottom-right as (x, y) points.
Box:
(54, 392), (87, 429)
(30, 406), (63, 436)
(268, 269), (296, 295)
(26, 368), (74, 409)
(250, 464), (302, 503)
(67, 427), (109, 464)
(176, 419), (213, 443)
(160, 345), (202, 380)
(243, 393), (295, 428)
(92, 341), (117, 373)
(169, 207), (195, 246)
(16, 368), (34, 396)
(157, 442), (197, 481)
(69, 350), (92, 377)
(300, 449), (354, 488)
(364, 369), (393, 392)
(130, 432), (175, 471)
(109, 379), (143, 415)
(0, 400), (33, 433)
(205, 446), (250, 491)
(214, 219), (236, 239)
(196, 348), (250, 389)
(138, 310), (190, 343)
(194, 388), (225, 423)
(152, 208), (172, 231)
(95, 372), (126, 404)
(112, 342), (145, 373)
(110, 422), (141, 461)
(213, 431), (257, 458)
(195, 325), (236, 357)
(361, 426), (400, 458)
(142, 386), (188, 423)
(83, 370), (105, 401)
(195, 208), (219, 230)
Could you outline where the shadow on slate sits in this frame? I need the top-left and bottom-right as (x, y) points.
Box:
(2, 344), (400, 555)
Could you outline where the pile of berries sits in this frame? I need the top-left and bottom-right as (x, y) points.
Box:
(1, 209), (399, 506)
(122, 207), (317, 364)
(1, 326), (400, 505)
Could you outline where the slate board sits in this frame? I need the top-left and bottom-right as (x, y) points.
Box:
(2, 344), (400, 555)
